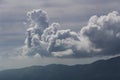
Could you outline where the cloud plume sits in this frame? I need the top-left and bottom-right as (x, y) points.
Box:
(81, 11), (120, 56)
(22, 9), (120, 58)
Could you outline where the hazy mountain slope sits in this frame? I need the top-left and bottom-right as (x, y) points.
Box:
(0, 56), (120, 80)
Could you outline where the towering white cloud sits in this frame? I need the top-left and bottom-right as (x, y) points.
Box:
(23, 9), (120, 58)
(47, 29), (80, 54)
(27, 9), (49, 37)
(81, 11), (120, 55)
(41, 23), (60, 42)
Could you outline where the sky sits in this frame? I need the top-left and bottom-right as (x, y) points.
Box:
(0, 0), (120, 70)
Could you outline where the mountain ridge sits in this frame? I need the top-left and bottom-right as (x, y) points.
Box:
(0, 56), (120, 80)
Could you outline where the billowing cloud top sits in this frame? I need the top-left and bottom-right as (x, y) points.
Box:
(27, 9), (49, 37)
(22, 9), (120, 58)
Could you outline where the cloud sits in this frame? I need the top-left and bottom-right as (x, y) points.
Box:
(22, 9), (86, 58)
(52, 49), (74, 57)
(74, 0), (120, 5)
(47, 29), (80, 52)
(1, 0), (120, 55)
(41, 23), (60, 42)
(81, 11), (120, 56)
(27, 9), (49, 36)
(21, 9), (120, 58)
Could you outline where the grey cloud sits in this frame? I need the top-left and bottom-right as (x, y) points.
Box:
(0, 0), (5, 4)
(0, 0), (120, 58)
(22, 9), (86, 58)
(0, 33), (24, 48)
(41, 23), (60, 42)
(27, 9), (49, 36)
(73, 0), (120, 5)
(21, 9), (120, 58)
(47, 29), (80, 52)
(21, 9), (97, 58)
(81, 11), (120, 56)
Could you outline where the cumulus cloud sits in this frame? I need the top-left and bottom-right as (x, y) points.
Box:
(23, 9), (87, 58)
(41, 23), (60, 42)
(22, 9), (120, 58)
(27, 9), (49, 37)
(47, 29), (80, 52)
(81, 11), (120, 56)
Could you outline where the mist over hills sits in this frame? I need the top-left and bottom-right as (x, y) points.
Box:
(0, 56), (120, 80)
